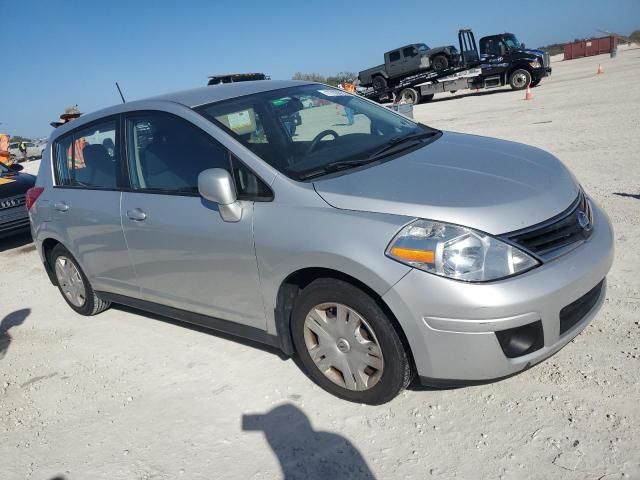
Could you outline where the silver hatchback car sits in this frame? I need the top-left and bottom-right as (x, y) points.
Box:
(28, 81), (613, 404)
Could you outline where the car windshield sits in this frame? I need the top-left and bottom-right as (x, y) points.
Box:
(197, 84), (440, 181)
(0, 162), (10, 175)
(416, 44), (430, 51)
(503, 34), (521, 49)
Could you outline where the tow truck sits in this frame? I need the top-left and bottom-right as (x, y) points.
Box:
(359, 29), (551, 105)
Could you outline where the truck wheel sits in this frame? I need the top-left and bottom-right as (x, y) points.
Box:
(509, 69), (531, 90)
(530, 79), (541, 88)
(372, 75), (388, 91)
(432, 55), (449, 71)
(398, 88), (421, 105)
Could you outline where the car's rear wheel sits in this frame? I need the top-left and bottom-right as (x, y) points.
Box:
(291, 279), (412, 404)
(372, 75), (388, 91)
(50, 244), (111, 316)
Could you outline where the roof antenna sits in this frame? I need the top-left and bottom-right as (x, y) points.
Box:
(116, 82), (126, 103)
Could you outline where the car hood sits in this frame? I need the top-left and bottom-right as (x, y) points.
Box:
(313, 132), (580, 234)
(0, 172), (36, 197)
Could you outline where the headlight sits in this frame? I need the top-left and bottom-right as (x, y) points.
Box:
(386, 219), (539, 282)
(529, 61), (541, 69)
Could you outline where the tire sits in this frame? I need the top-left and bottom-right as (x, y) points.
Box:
(530, 78), (541, 88)
(372, 75), (388, 92)
(398, 87), (421, 105)
(291, 279), (413, 405)
(431, 55), (449, 71)
(509, 68), (532, 90)
(49, 244), (111, 316)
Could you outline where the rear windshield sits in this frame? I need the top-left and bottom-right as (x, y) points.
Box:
(197, 84), (437, 181)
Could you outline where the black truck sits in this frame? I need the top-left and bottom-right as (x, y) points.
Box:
(478, 33), (551, 89)
(360, 30), (552, 104)
(358, 43), (460, 91)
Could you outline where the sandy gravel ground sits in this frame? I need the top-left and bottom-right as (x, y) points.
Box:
(2, 49), (639, 480)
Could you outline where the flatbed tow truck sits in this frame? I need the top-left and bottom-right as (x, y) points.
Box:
(359, 29), (551, 104)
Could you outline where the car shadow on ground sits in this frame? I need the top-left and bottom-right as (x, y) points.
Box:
(243, 403), (376, 479)
(0, 308), (30, 360)
(0, 232), (34, 253)
(111, 304), (290, 360)
(613, 192), (640, 200)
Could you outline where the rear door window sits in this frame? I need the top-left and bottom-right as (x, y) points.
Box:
(389, 51), (401, 62)
(53, 120), (119, 189)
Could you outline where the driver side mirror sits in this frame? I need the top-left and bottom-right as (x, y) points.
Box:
(198, 168), (242, 222)
(521, 43), (526, 49)
(499, 44), (507, 56)
(10, 163), (24, 172)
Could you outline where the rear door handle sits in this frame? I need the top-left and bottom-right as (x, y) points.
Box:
(126, 208), (147, 221)
(54, 202), (69, 212)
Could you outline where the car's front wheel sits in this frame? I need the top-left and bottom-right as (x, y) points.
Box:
(431, 54), (449, 71)
(50, 244), (111, 316)
(291, 279), (413, 404)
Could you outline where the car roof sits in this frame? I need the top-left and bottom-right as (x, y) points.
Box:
(48, 80), (315, 142)
(149, 79), (310, 107)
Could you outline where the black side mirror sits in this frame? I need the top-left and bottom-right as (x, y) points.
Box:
(10, 163), (24, 172)
(499, 44), (507, 56)
(521, 43), (526, 49)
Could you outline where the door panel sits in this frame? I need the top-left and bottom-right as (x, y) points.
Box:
(49, 117), (136, 296)
(120, 192), (265, 328)
(51, 189), (136, 295)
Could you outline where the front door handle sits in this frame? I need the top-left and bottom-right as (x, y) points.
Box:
(126, 208), (147, 221)
(54, 202), (69, 212)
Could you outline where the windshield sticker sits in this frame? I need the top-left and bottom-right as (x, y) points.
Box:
(227, 110), (253, 131)
(318, 89), (350, 97)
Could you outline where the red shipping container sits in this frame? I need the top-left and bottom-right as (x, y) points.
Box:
(564, 36), (616, 60)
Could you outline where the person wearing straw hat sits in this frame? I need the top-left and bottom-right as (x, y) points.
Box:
(50, 105), (83, 128)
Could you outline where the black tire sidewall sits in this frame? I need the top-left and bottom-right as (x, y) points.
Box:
(291, 279), (410, 405)
(372, 76), (387, 91)
(509, 68), (532, 90)
(432, 55), (448, 71)
(50, 244), (97, 315)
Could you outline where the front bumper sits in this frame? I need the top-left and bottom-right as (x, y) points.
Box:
(0, 206), (30, 238)
(382, 201), (613, 383)
(532, 66), (552, 80)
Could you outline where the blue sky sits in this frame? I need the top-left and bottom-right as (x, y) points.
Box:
(2, 0), (639, 137)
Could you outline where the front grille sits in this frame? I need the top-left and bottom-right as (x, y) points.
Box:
(0, 194), (26, 210)
(559, 281), (604, 335)
(505, 193), (593, 260)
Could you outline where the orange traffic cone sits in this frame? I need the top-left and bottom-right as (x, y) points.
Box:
(597, 64), (604, 74)
(524, 86), (533, 100)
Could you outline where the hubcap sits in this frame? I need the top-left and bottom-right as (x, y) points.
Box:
(55, 256), (86, 307)
(513, 73), (528, 88)
(303, 303), (384, 391)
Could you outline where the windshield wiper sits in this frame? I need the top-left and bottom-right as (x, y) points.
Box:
(298, 159), (375, 180)
(368, 131), (439, 160)
(298, 130), (440, 180)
